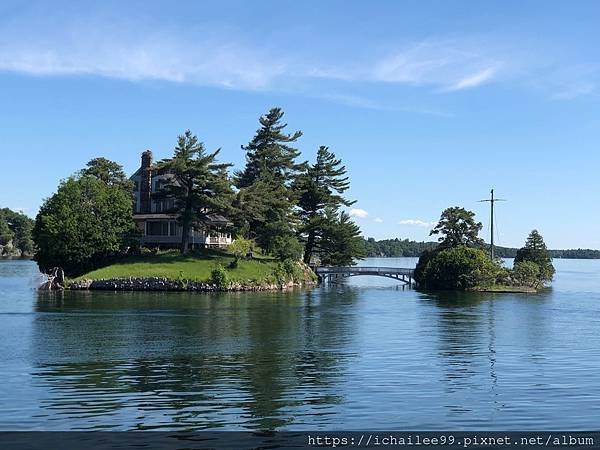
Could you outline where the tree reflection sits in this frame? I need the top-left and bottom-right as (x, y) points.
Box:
(33, 288), (358, 430)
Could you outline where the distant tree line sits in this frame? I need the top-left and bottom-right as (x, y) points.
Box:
(363, 238), (437, 257)
(32, 107), (365, 276)
(364, 237), (600, 259)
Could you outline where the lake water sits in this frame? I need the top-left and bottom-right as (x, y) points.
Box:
(1, 258), (600, 430)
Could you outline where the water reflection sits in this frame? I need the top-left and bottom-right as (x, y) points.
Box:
(3, 259), (600, 430)
(32, 289), (359, 430)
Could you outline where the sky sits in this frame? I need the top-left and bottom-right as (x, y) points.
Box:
(1, 0), (599, 249)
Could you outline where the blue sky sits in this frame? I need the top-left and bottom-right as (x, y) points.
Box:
(1, 0), (599, 248)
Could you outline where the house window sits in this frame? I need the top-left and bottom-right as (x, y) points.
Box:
(154, 199), (174, 213)
(154, 179), (168, 193)
(146, 221), (176, 236)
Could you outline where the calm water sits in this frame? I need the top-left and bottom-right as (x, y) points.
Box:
(1, 258), (600, 430)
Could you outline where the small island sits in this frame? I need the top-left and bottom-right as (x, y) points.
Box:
(33, 108), (364, 291)
(414, 207), (555, 293)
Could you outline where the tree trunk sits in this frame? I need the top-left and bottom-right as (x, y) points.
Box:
(180, 188), (193, 255)
(303, 230), (315, 264)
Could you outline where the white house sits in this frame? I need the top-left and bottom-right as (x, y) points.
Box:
(130, 150), (233, 249)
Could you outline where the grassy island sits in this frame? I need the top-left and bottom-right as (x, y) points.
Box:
(68, 250), (318, 291)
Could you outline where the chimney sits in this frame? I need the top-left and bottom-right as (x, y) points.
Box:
(140, 150), (153, 213)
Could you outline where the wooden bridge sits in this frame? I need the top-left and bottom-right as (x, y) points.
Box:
(315, 266), (416, 286)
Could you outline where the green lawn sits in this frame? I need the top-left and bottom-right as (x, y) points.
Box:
(74, 250), (279, 282)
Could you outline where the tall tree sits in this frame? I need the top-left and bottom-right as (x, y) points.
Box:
(430, 207), (484, 248)
(514, 229), (555, 285)
(235, 107), (303, 188)
(295, 146), (355, 263)
(234, 108), (303, 253)
(319, 209), (365, 266)
(154, 130), (233, 254)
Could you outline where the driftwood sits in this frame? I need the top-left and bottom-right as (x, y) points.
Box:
(39, 267), (65, 290)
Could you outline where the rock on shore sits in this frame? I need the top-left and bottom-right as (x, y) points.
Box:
(67, 277), (315, 292)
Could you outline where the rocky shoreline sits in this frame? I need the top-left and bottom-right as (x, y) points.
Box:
(67, 277), (316, 292)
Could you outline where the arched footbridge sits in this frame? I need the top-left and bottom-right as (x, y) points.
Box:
(315, 266), (415, 286)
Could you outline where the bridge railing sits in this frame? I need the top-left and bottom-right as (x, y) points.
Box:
(315, 266), (414, 276)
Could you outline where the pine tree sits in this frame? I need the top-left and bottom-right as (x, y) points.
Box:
(514, 229), (555, 285)
(155, 130), (233, 254)
(295, 146), (355, 263)
(319, 209), (365, 266)
(234, 108), (303, 253)
(235, 107), (302, 188)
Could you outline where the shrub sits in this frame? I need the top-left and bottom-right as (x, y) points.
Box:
(514, 230), (555, 286)
(272, 264), (288, 286)
(271, 234), (303, 261)
(512, 260), (541, 287)
(210, 264), (229, 289)
(282, 258), (303, 282)
(228, 237), (253, 261)
(415, 246), (501, 290)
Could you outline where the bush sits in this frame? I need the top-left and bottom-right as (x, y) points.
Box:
(514, 230), (555, 286)
(272, 264), (288, 286)
(210, 264), (229, 289)
(415, 246), (501, 290)
(512, 260), (541, 287)
(271, 234), (303, 261)
(283, 258), (303, 281)
(228, 237), (253, 261)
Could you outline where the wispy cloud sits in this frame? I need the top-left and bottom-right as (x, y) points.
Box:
(540, 64), (599, 100)
(398, 219), (436, 227)
(371, 40), (502, 92)
(444, 67), (496, 91)
(0, 34), (284, 90)
(0, 9), (595, 102)
(374, 217), (384, 223)
(0, 12), (505, 95)
(350, 208), (369, 219)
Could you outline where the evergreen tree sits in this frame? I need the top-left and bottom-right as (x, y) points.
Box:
(430, 206), (484, 248)
(514, 229), (555, 286)
(155, 130), (234, 254)
(319, 209), (365, 266)
(234, 108), (303, 253)
(235, 107), (302, 188)
(294, 146), (355, 263)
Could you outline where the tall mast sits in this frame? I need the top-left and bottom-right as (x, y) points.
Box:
(490, 189), (494, 260)
(479, 189), (506, 260)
